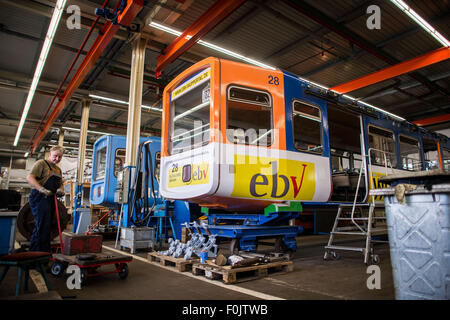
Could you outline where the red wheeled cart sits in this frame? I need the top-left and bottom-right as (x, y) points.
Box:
(50, 253), (132, 285)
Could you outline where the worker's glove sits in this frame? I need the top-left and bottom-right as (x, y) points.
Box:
(56, 190), (65, 198)
(39, 187), (53, 196)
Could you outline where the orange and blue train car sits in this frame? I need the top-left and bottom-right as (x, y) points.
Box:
(159, 57), (449, 216)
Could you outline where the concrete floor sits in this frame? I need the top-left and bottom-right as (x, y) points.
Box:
(0, 233), (395, 300)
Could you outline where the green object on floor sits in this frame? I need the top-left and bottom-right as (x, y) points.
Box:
(264, 202), (303, 216)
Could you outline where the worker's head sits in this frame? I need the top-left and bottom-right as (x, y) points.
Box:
(48, 145), (65, 165)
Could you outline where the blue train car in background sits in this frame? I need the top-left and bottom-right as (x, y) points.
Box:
(89, 135), (195, 240)
(90, 135), (160, 207)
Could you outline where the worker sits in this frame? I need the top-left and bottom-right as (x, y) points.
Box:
(26, 146), (65, 252)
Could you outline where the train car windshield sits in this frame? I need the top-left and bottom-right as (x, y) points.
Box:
(169, 68), (211, 155)
(114, 149), (126, 177)
(94, 146), (107, 180)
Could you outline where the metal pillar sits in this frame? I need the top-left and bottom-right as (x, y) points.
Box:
(72, 99), (91, 232)
(44, 146), (50, 160)
(122, 36), (147, 228)
(58, 128), (64, 147)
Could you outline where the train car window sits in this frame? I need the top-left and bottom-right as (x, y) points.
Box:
(226, 86), (273, 146)
(155, 151), (161, 183)
(94, 146), (107, 181)
(399, 135), (421, 171)
(113, 149), (126, 177)
(442, 148), (450, 171)
(169, 70), (211, 155)
(292, 101), (323, 154)
(422, 137), (440, 170)
(368, 126), (397, 168)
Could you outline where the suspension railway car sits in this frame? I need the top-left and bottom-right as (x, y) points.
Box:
(159, 57), (450, 212)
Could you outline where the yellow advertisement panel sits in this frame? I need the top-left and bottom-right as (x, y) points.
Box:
(171, 68), (211, 101)
(168, 162), (210, 188)
(231, 155), (316, 201)
(369, 171), (390, 202)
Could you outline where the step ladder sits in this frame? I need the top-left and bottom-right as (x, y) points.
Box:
(324, 147), (390, 264)
(323, 203), (387, 264)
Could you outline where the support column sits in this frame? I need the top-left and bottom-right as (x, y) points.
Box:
(72, 99), (91, 232)
(122, 35), (147, 228)
(58, 129), (64, 147)
(125, 36), (147, 167)
(44, 146), (50, 160)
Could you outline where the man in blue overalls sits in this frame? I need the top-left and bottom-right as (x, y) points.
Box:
(26, 146), (65, 252)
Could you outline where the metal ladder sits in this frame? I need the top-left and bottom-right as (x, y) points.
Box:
(324, 203), (385, 264)
(324, 148), (391, 264)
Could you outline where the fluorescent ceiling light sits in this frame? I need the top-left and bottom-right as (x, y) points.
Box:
(149, 21), (406, 121)
(390, 0), (450, 47)
(89, 94), (128, 105)
(62, 126), (111, 136)
(341, 94), (404, 121)
(89, 94), (163, 112)
(64, 146), (93, 152)
(0, 149), (28, 153)
(357, 100), (405, 121)
(13, 0), (67, 146)
(289, 68), (406, 121)
(149, 22), (276, 70)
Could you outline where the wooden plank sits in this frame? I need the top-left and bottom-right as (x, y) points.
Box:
(147, 251), (199, 272)
(192, 260), (294, 284)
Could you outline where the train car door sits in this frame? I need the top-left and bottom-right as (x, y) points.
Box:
(281, 71), (332, 204)
(327, 104), (368, 203)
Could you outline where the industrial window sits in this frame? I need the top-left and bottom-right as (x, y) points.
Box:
(368, 126), (397, 168)
(399, 135), (421, 171)
(293, 101), (323, 154)
(154, 151), (161, 183)
(422, 137), (440, 170)
(442, 148), (450, 171)
(94, 146), (107, 181)
(170, 68), (211, 155)
(226, 86), (273, 146)
(113, 149), (126, 177)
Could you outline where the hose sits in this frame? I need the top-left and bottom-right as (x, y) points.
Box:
(128, 141), (158, 226)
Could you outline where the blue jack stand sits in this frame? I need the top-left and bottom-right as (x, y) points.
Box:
(189, 202), (304, 253)
(152, 202), (176, 247)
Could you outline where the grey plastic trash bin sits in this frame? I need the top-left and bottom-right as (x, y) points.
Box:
(370, 170), (450, 300)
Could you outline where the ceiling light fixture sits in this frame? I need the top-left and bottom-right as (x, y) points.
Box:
(89, 94), (163, 112)
(62, 126), (111, 136)
(63, 146), (94, 152)
(390, 0), (450, 47)
(13, 0), (67, 146)
(149, 21), (276, 70)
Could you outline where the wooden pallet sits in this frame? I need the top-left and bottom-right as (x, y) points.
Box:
(192, 260), (294, 284)
(147, 251), (199, 272)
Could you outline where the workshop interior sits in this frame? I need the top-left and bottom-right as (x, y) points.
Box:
(0, 0), (449, 302)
